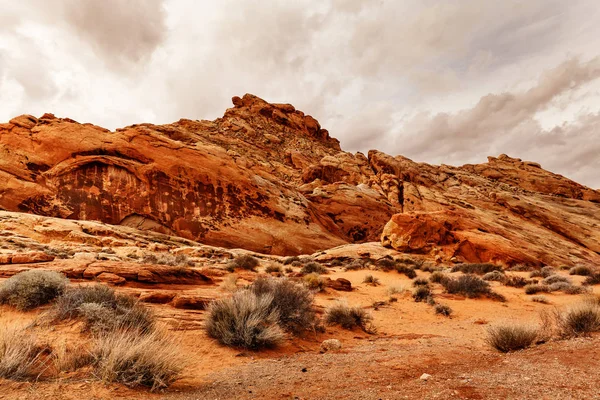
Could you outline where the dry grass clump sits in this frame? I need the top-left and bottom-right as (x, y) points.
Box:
(504, 275), (531, 288)
(228, 254), (260, 271)
(301, 261), (327, 275)
(387, 285), (406, 295)
(249, 277), (316, 333)
(583, 273), (600, 286)
(524, 284), (550, 295)
(429, 271), (447, 284)
(554, 302), (600, 337)
(542, 275), (571, 285)
(530, 266), (555, 278)
(451, 263), (501, 275)
(363, 274), (380, 286)
(569, 265), (593, 276)
(303, 273), (326, 291)
(0, 270), (69, 310)
(395, 265), (417, 279)
(412, 277), (430, 287)
(441, 275), (504, 300)
(49, 284), (155, 335)
(0, 326), (45, 380)
(412, 286), (431, 302)
(283, 256), (300, 265)
(324, 302), (374, 333)
(434, 303), (453, 317)
(485, 323), (538, 352)
(92, 329), (184, 391)
(205, 290), (284, 349)
(265, 263), (283, 274)
(531, 295), (550, 304)
(483, 270), (506, 282)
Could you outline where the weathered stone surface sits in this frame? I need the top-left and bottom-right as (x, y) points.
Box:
(0, 252), (55, 265)
(171, 295), (211, 310)
(95, 272), (126, 285)
(324, 277), (352, 291)
(139, 292), (176, 304)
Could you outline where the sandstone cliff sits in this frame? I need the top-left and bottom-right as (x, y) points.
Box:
(1, 94), (599, 266)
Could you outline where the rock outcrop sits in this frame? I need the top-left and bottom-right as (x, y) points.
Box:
(1, 94), (600, 266)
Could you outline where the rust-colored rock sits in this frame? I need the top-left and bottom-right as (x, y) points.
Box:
(381, 212), (456, 253)
(324, 277), (352, 291)
(95, 272), (126, 285)
(171, 295), (211, 310)
(139, 292), (177, 304)
(0, 252), (55, 265)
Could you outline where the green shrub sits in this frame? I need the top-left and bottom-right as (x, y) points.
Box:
(486, 323), (538, 352)
(0, 270), (68, 310)
(324, 303), (374, 333)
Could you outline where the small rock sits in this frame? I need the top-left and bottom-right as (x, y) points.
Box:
(320, 339), (342, 353)
(420, 373), (432, 381)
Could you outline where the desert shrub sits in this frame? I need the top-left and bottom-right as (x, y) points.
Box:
(412, 286), (431, 302)
(441, 275), (499, 299)
(328, 259), (343, 267)
(376, 257), (396, 271)
(504, 276), (531, 288)
(554, 302), (600, 337)
(451, 263), (501, 275)
(0, 270), (68, 310)
(363, 275), (380, 286)
(542, 275), (571, 285)
(530, 266), (555, 279)
(249, 277), (316, 334)
(548, 282), (572, 292)
(395, 265), (417, 279)
(396, 257), (423, 268)
(483, 270), (506, 282)
(283, 256), (300, 265)
(230, 255), (260, 271)
(387, 285), (405, 295)
(265, 264), (282, 274)
(205, 290), (284, 349)
(508, 263), (533, 272)
(344, 259), (366, 271)
(284, 266), (293, 274)
(569, 266), (592, 276)
(531, 295), (550, 304)
(142, 254), (159, 264)
(583, 273), (600, 286)
(412, 278), (430, 287)
(434, 304), (452, 317)
(92, 330), (184, 390)
(485, 323), (538, 352)
(0, 326), (45, 380)
(563, 285), (589, 295)
(429, 271), (448, 284)
(325, 303), (374, 333)
(291, 260), (302, 267)
(524, 284), (550, 295)
(301, 262), (327, 275)
(50, 285), (154, 335)
(303, 273), (326, 291)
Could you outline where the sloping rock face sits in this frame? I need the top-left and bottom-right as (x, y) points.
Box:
(1, 94), (600, 266)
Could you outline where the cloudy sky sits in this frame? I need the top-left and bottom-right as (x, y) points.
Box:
(1, 1), (600, 188)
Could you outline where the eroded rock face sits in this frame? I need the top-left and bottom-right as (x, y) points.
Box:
(1, 94), (600, 266)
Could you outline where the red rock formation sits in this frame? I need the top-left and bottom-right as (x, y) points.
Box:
(1, 94), (600, 266)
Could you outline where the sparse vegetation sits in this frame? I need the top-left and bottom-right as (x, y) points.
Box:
(451, 263), (502, 275)
(376, 258), (397, 271)
(229, 254), (260, 271)
(569, 266), (592, 276)
(530, 266), (555, 279)
(265, 263), (283, 274)
(442, 275), (504, 300)
(554, 302), (600, 337)
(387, 285), (405, 295)
(583, 273), (600, 286)
(363, 274), (380, 286)
(485, 323), (538, 352)
(283, 256), (300, 265)
(434, 303), (453, 317)
(344, 259), (366, 271)
(531, 295), (550, 304)
(483, 270), (506, 282)
(504, 276), (531, 288)
(395, 265), (417, 279)
(524, 284), (550, 295)
(413, 277), (430, 287)
(0, 270), (69, 310)
(301, 261), (327, 275)
(542, 275), (571, 285)
(412, 286), (431, 302)
(92, 329), (184, 390)
(0, 326), (45, 380)
(325, 303), (374, 333)
(429, 271), (447, 284)
(303, 273), (326, 291)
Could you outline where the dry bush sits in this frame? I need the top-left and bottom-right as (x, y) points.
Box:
(412, 277), (430, 287)
(363, 275), (380, 286)
(0, 326), (46, 380)
(344, 259), (366, 271)
(451, 263), (501, 275)
(542, 275), (571, 285)
(395, 265), (417, 279)
(530, 266), (555, 279)
(265, 263), (283, 274)
(221, 274), (239, 292)
(434, 304), (452, 317)
(441, 275), (504, 300)
(412, 286), (431, 302)
(583, 273), (600, 286)
(229, 255), (260, 271)
(325, 303), (374, 333)
(49, 284), (155, 335)
(283, 256), (300, 265)
(486, 323), (538, 352)
(504, 276), (531, 288)
(429, 271), (448, 284)
(524, 284), (550, 295)
(387, 285), (406, 295)
(0, 270), (69, 310)
(92, 329), (184, 391)
(483, 270), (506, 282)
(569, 266), (593, 276)
(205, 290), (284, 349)
(303, 273), (326, 291)
(420, 263), (441, 273)
(301, 262), (327, 275)
(554, 302), (600, 337)
(249, 277), (316, 333)
(531, 295), (550, 304)
(508, 263), (533, 272)
(376, 258), (397, 271)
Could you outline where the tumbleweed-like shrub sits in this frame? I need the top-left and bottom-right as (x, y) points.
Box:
(486, 323), (538, 352)
(0, 270), (68, 310)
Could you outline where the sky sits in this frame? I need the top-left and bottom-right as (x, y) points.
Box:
(1, 0), (600, 188)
